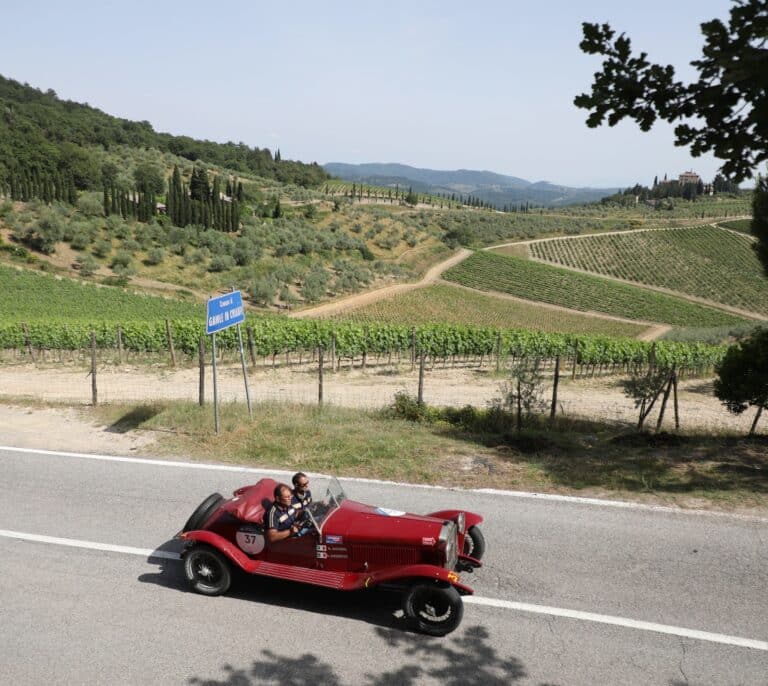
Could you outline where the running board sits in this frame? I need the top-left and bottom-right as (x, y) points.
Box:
(244, 560), (355, 590)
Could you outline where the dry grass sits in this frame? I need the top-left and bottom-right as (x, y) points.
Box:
(88, 400), (768, 513)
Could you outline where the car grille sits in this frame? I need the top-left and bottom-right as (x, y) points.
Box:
(348, 544), (419, 566)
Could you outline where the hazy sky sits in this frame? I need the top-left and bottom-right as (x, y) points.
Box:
(0, 0), (741, 188)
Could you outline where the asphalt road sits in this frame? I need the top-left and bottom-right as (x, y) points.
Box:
(1, 446), (766, 685)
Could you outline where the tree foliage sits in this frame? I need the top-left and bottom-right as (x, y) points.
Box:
(714, 327), (768, 433)
(574, 0), (768, 182)
(575, 0), (768, 273)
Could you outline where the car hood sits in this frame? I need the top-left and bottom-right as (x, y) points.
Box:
(323, 499), (446, 546)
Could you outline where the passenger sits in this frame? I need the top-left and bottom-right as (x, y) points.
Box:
(265, 483), (300, 543)
(291, 472), (312, 517)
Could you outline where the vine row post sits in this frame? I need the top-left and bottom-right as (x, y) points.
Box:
(550, 355), (560, 422)
(318, 345), (324, 406)
(165, 319), (176, 368)
(20, 322), (35, 362)
(417, 352), (425, 405)
(117, 326), (124, 364)
(246, 326), (256, 369)
(90, 331), (97, 406)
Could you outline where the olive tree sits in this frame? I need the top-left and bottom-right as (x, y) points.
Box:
(714, 328), (768, 435)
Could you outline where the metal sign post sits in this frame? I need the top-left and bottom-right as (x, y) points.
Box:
(206, 291), (247, 433)
(211, 332), (219, 433)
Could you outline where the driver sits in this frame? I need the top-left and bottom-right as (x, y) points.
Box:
(265, 483), (301, 543)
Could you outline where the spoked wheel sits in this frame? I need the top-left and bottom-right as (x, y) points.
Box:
(403, 583), (463, 636)
(182, 493), (224, 533)
(462, 525), (486, 560)
(183, 545), (232, 596)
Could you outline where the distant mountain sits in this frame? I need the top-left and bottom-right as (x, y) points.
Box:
(324, 162), (619, 208)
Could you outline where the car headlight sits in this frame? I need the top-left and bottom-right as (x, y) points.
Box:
(456, 512), (466, 534)
(439, 521), (458, 569)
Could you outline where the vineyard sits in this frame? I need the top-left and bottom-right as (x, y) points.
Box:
(528, 225), (768, 315)
(443, 251), (749, 327)
(718, 218), (752, 234)
(0, 315), (726, 376)
(334, 283), (646, 338)
(1, 264), (203, 321)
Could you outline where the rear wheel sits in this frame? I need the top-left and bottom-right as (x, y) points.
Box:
(463, 525), (486, 560)
(184, 545), (232, 596)
(182, 493), (224, 533)
(403, 583), (463, 636)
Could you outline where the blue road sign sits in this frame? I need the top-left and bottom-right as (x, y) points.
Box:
(206, 291), (245, 335)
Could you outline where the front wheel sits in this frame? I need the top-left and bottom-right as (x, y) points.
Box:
(403, 583), (463, 636)
(184, 545), (232, 596)
(463, 526), (486, 560)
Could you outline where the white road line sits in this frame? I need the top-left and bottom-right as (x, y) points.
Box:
(1, 527), (766, 653)
(0, 529), (179, 560)
(2, 445), (767, 523)
(463, 597), (768, 652)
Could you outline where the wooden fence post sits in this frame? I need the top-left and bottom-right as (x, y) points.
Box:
(550, 355), (560, 422)
(165, 319), (177, 367)
(417, 352), (425, 405)
(318, 345), (324, 405)
(90, 331), (97, 406)
(117, 326), (124, 364)
(198, 336), (206, 406)
(246, 326), (256, 369)
(20, 323), (36, 362)
(571, 343), (578, 380)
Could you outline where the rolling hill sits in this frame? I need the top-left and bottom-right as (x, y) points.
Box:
(324, 162), (619, 208)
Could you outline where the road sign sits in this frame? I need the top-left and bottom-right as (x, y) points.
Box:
(206, 291), (245, 335)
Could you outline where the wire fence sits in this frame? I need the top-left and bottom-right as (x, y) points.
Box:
(0, 347), (758, 434)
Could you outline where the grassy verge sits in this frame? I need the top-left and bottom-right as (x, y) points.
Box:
(89, 399), (768, 512)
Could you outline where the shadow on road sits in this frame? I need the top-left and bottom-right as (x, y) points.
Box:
(139, 540), (411, 633)
(187, 625), (529, 686)
(105, 403), (164, 433)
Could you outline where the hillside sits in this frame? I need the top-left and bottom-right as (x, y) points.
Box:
(443, 251), (750, 328)
(527, 225), (768, 316)
(324, 162), (620, 208)
(0, 74), (327, 189)
(0, 74), (759, 348)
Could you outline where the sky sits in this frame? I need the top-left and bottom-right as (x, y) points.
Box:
(0, 0), (742, 188)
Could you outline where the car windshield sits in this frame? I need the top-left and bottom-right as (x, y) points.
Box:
(305, 477), (346, 531)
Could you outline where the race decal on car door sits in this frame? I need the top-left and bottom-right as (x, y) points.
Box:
(236, 525), (265, 555)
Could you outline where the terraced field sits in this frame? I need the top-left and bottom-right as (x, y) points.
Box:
(528, 225), (767, 315)
(333, 283), (646, 337)
(443, 251), (750, 327)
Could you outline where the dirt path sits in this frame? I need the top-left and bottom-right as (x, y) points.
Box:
(291, 248), (472, 318)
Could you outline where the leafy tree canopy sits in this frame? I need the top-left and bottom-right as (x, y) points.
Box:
(714, 327), (768, 433)
(575, 0), (767, 181)
(575, 0), (768, 273)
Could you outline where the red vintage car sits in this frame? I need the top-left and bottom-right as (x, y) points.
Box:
(179, 477), (485, 636)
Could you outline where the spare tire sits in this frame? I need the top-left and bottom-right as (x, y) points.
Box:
(182, 492), (224, 532)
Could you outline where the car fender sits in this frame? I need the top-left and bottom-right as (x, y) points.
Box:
(426, 509), (484, 529)
(180, 530), (252, 571)
(364, 564), (474, 595)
